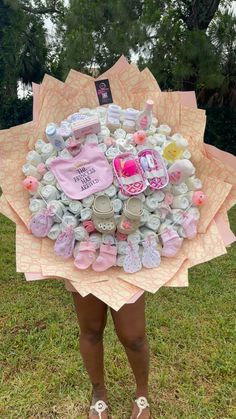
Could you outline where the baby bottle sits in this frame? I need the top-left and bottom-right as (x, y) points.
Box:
(136, 100), (154, 131)
(46, 123), (65, 152)
(122, 108), (139, 133)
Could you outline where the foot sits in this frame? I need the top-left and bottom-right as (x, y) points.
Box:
(89, 388), (108, 419)
(131, 396), (151, 419)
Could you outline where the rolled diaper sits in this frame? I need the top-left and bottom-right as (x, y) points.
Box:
(69, 201), (83, 215)
(112, 198), (123, 213)
(82, 195), (94, 208)
(89, 233), (102, 249)
(145, 214), (161, 231)
(61, 193), (72, 206)
(144, 187), (153, 196)
(171, 195), (189, 210)
(59, 148), (72, 159)
(29, 198), (46, 214)
(171, 182), (188, 196)
(151, 117), (158, 127)
(153, 134), (166, 146)
(98, 127), (110, 142)
(171, 133), (188, 149)
(157, 124), (171, 136)
(86, 134), (98, 144)
(140, 227), (157, 240)
(41, 143), (57, 162)
(154, 208), (162, 218)
(127, 231), (141, 244)
(116, 254), (125, 267)
(114, 128), (126, 139)
(147, 125), (157, 135)
(42, 171), (57, 186)
(80, 207), (92, 221)
(47, 223), (61, 240)
(74, 225), (89, 241)
(45, 156), (57, 169)
(153, 191), (165, 202)
(185, 176), (202, 191)
(62, 213), (78, 228)
(118, 190), (129, 200)
(114, 214), (121, 224)
(35, 139), (46, 154)
(56, 182), (62, 191)
(144, 195), (159, 212)
(136, 193), (146, 203)
(98, 143), (107, 153)
(22, 163), (42, 180)
(117, 241), (129, 255)
(140, 209), (150, 225)
(171, 209), (184, 224)
(105, 146), (120, 162)
(146, 136), (156, 147)
(188, 207), (200, 220)
(158, 219), (173, 234)
(26, 150), (42, 167)
(48, 200), (65, 222)
(104, 185), (117, 198)
(41, 185), (60, 201)
(102, 234), (116, 245)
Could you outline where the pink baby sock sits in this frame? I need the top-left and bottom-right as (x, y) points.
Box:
(161, 228), (183, 257)
(181, 212), (197, 239)
(92, 244), (117, 272)
(74, 241), (96, 270)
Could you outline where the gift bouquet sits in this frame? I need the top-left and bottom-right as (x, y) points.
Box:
(0, 56), (235, 311)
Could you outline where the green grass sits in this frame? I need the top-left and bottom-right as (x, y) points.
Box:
(0, 209), (236, 419)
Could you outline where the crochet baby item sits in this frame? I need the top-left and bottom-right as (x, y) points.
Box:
(92, 244), (117, 272)
(92, 195), (116, 234)
(29, 208), (54, 238)
(123, 242), (142, 273)
(142, 236), (161, 268)
(74, 241), (96, 270)
(54, 226), (75, 259)
(160, 227), (183, 257)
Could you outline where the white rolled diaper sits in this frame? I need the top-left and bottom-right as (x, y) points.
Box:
(157, 124), (171, 136)
(136, 193), (146, 203)
(89, 233), (102, 249)
(112, 198), (123, 213)
(98, 127), (110, 142)
(86, 134), (98, 144)
(158, 219), (173, 234)
(26, 150), (42, 167)
(59, 148), (72, 159)
(61, 193), (72, 206)
(48, 200), (65, 222)
(104, 185), (117, 198)
(171, 182), (188, 196)
(171, 133), (188, 149)
(144, 187), (153, 196)
(47, 223), (61, 240)
(29, 198), (46, 214)
(35, 139), (46, 154)
(146, 136), (157, 147)
(74, 226), (89, 241)
(145, 214), (161, 231)
(41, 143), (57, 162)
(62, 213), (78, 228)
(105, 146), (120, 162)
(118, 191), (129, 201)
(80, 208), (92, 221)
(22, 163), (42, 180)
(188, 207), (200, 221)
(140, 227), (157, 240)
(127, 231), (141, 244)
(171, 209), (184, 224)
(171, 195), (189, 210)
(102, 234), (116, 245)
(148, 125), (157, 135)
(45, 156), (57, 169)
(117, 241), (129, 255)
(82, 195), (94, 208)
(42, 171), (57, 186)
(144, 195), (159, 212)
(185, 176), (202, 191)
(69, 201), (83, 216)
(98, 143), (107, 153)
(41, 185), (60, 202)
(140, 209), (150, 226)
(114, 128), (126, 139)
(153, 134), (166, 146)
(151, 117), (158, 127)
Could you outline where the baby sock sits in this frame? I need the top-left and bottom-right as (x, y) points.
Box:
(161, 228), (183, 257)
(181, 212), (197, 239)
(74, 241), (96, 270)
(92, 244), (117, 272)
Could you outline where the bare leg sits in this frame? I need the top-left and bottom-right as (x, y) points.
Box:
(110, 294), (150, 418)
(72, 292), (108, 418)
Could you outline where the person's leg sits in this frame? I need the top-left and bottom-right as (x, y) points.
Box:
(110, 293), (150, 418)
(72, 292), (108, 418)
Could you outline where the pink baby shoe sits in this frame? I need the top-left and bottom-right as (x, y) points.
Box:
(92, 244), (117, 272)
(74, 241), (96, 270)
(160, 227), (183, 257)
(54, 226), (75, 259)
(181, 212), (197, 240)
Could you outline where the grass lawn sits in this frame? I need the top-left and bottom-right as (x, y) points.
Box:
(0, 208), (235, 419)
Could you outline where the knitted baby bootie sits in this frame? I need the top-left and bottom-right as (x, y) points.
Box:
(74, 241), (96, 270)
(161, 228), (183, 257)
(92, 244), (117, 272)
(181, 212), (197, 239)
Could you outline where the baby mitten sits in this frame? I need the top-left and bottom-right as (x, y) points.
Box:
(123, 242), (142, 273)
(92, 244), (117, 272)
(181, 211), (197, 240)
(74, 241), (96, 270)
(29, 208), (54, 237)
(142, 237), (161, 268)
(160, 228), (183, 257)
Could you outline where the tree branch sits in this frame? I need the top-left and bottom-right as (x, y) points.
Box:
(20, 1), (62, 15)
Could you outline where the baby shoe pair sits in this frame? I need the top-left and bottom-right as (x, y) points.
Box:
(123, 236), (161, 274)
(74, 241), (117, 272)
(92, 195), (143, 235)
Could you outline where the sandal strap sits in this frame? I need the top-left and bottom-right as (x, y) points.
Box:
(134, 396), (150, 418)
(90, 400), (108, 418)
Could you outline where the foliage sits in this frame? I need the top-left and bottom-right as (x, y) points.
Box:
(204, 106), (236, 155)
(0, 95), (32, 129)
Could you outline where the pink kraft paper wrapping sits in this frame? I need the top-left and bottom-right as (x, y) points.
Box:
(0, 56), (235, 311)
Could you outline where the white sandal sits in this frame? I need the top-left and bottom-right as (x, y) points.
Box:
(89, 400), (109, 418)
(132, 396), (150, 418)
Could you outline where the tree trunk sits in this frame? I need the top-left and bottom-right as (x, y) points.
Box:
(184, 0), (221, 30)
